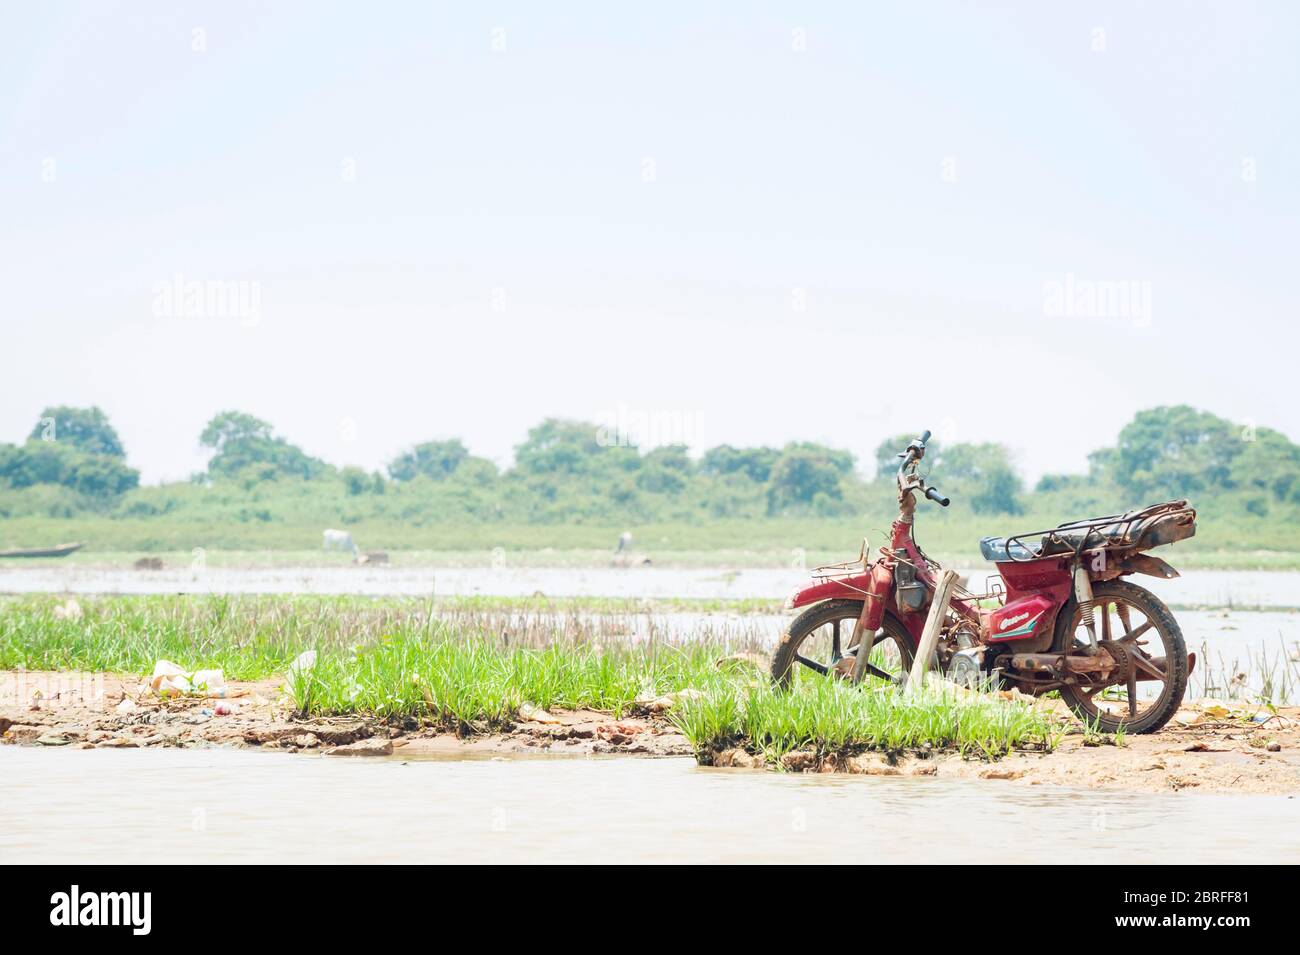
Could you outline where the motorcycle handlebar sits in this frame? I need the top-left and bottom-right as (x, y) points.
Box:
(898, 429), (951, 506)
(899, 431), (931, 470)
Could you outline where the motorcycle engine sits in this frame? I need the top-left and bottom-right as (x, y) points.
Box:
(946, 647), (985, 688)
(894, 561), (928, 613)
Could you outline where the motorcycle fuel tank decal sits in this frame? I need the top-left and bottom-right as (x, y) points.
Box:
(985, 593), (1056, 642)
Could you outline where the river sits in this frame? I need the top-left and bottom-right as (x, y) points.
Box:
(2, 747), (1296, 864)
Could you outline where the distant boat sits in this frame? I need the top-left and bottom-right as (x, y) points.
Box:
(0, 542), (84, 559)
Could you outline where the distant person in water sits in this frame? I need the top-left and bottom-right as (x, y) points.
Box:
(612, 531), (650, 567)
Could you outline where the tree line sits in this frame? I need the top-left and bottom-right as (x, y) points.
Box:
(1, 404), (1297, 524)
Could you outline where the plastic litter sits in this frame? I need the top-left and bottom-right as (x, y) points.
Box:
(147, 660), (226, 698)
(288, 650), (317, 680)
(518, 702), (561, 724)
(1173, 699), (1268, 726)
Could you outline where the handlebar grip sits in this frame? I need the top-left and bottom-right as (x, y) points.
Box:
(918, 430), (931, 444)
(925, 486), (950, 507)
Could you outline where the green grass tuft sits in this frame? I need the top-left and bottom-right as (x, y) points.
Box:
(672, 678), (1060, 762)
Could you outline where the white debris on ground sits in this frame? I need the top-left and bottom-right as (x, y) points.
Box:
(287, 650), (317, 679)
(1174, 698), (1294, 727)
(147, 660), (227, 698)
(634, 687), (705, 713)
(517, 702), (562, 723)
(51, 598), (83, 621)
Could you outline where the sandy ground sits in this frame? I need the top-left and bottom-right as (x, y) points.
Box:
(715, 715), (1300, 795)
(0, 672), (693, 760)
(3, 670), (1298, 794)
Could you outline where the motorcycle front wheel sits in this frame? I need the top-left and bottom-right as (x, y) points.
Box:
(771, 599), (915, 689)
(1051, 579), (1188, 734)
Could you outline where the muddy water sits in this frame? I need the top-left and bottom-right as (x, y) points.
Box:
(3, 565), (1300, 608)
(2, 747), (1295, 864)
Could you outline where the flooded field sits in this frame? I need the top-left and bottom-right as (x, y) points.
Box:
(3, 747), (1297, 864)
(439, 607), (1298, 701)
(3, 563), (1300, 609)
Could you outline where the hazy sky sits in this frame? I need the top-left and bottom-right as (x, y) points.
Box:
(3, 2), (1296, 484)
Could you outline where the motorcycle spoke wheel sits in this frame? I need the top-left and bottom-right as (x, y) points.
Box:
(772, 600), (915, 690)
(1076, 602), (1165, 719)
(1055, 580), (1187, 734)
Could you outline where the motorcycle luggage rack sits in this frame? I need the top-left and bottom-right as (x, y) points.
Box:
(963, 576), (1005, 606)
(947, 575), (1003, 609)
(999, 500), (1196, 562)
(1000, 510), (1150, 563)
(809, 537), (871, 582)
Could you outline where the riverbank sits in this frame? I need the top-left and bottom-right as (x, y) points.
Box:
(4, 669), (1297, 795)
(0, 671), (693, 757)
(3, 592), (1297, 795)
(707, 703), (1300, 794)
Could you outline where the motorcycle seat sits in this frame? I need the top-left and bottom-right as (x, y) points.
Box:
(979, 522), (1128, 561)
(979, 501), (1196, 563)
(979, 536), (1040, 561)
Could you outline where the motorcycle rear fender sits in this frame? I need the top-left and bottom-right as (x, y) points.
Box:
(788, 572), (873, 610)
(1115, 553), (1180, 580)
(789, 561), (892, 608)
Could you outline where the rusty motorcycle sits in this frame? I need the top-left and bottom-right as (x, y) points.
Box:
(772, 431), (1197, 733)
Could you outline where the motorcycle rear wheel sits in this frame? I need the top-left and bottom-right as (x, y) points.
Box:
(1051, 579), (1187, 735)
(771, 599), (915, 689)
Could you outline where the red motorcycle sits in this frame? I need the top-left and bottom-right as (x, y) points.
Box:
(773, 431), (1197, 733)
